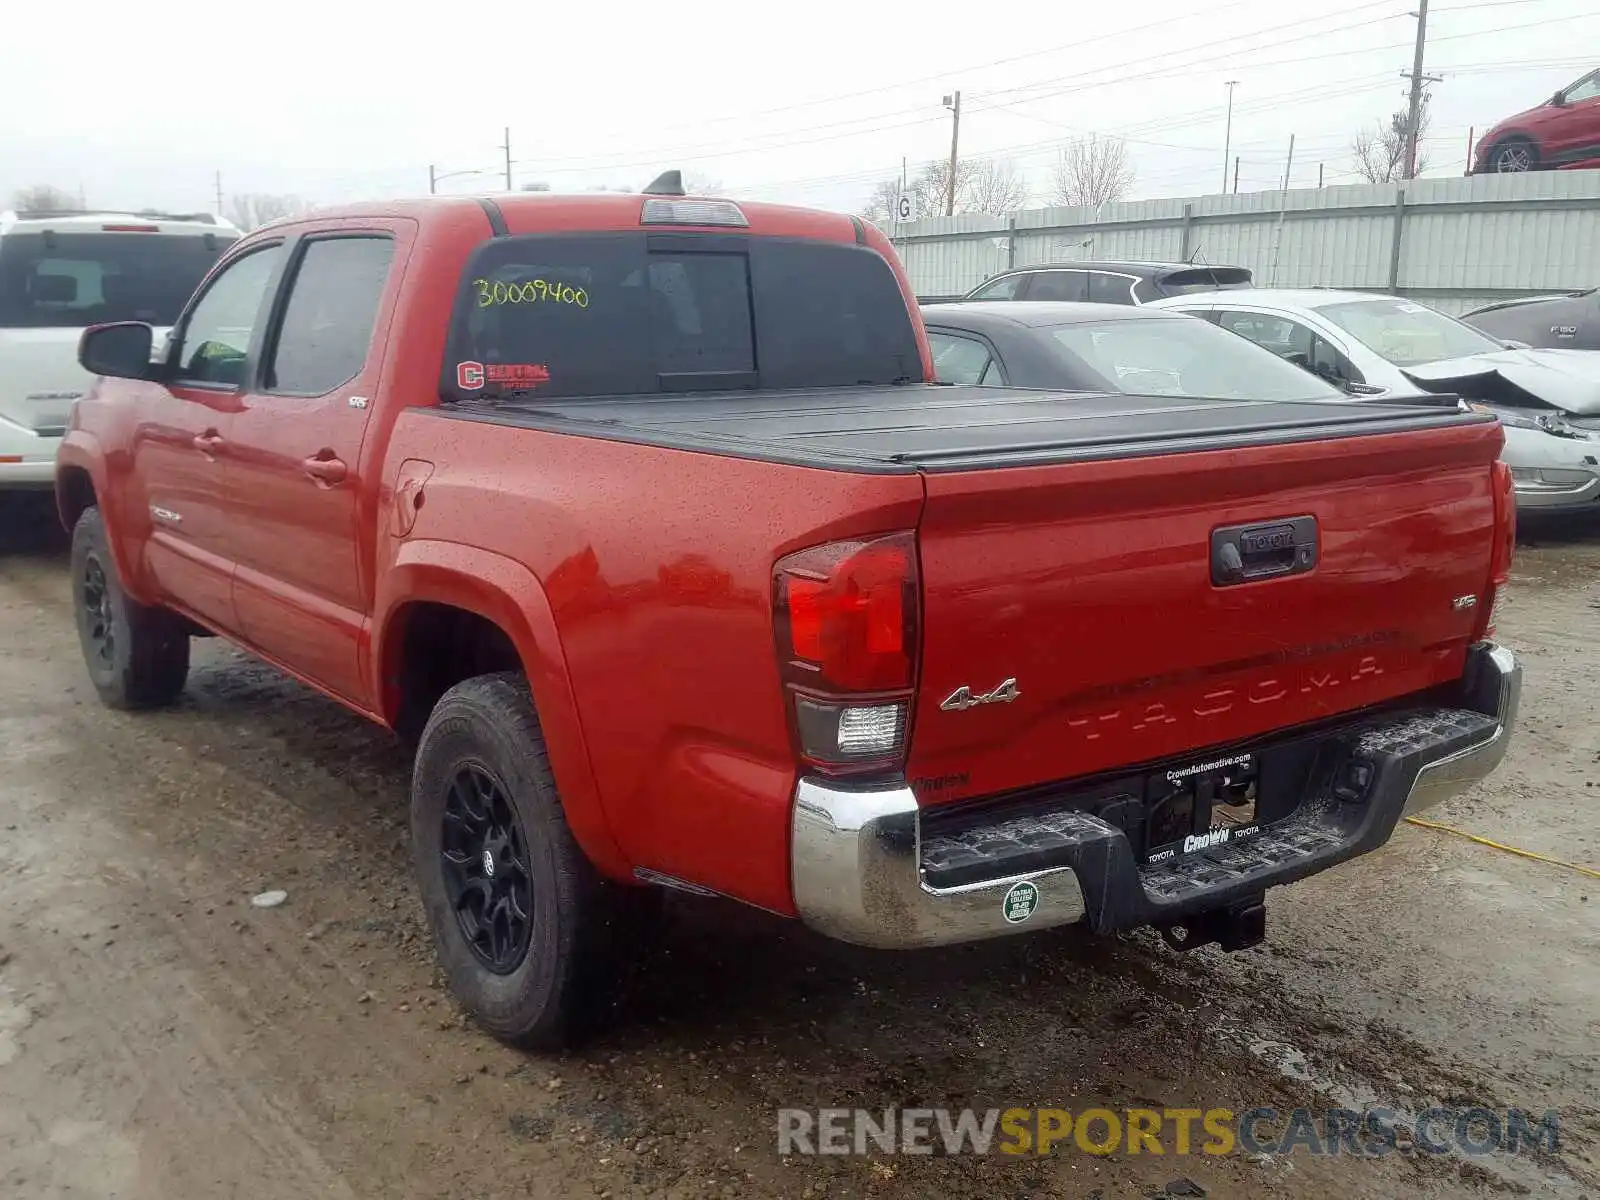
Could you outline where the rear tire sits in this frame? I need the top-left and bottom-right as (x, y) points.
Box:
(70, 506), (190, 709)
(1489, 137), (1537, 173)
(410, 672), (653, 1049)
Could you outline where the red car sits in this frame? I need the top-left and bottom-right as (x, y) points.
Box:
(1471, 67), (1600, 173)
(57, 179), (1520, 1047)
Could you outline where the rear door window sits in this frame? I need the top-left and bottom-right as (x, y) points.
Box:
(1027, 271), (1088, 302)
(0, 231), (236, 328)
(1217, 310), (1306, 358)
(1087, 272), (1136, 305)
(968, 274), (1024, 300)
(926, 330), (997, 385)
(441, 232), (921, 400)
(265, 237), (396, 394)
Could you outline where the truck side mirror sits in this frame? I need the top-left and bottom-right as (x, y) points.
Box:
(79, 322), (156, 381)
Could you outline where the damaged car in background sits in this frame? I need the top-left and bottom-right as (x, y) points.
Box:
(1152, 288), (1600, 514)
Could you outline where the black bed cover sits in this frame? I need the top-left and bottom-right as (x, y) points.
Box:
(440, 384), (1483, 474)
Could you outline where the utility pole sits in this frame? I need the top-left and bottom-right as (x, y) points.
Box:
(1270, 133), (1296, 285)
(1233, 156), (1240, 194)
(214, 170), (223, 215)
(1318, 162), (1325, 188)
(428, 165), (437, 195)
(500, 127), (513, 192)
(1402, 0), (1440, 179)
(1222, 81), (1239, 194)
(942, 91), (962, 216)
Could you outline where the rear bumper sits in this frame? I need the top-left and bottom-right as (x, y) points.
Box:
(791, 643), (1520, 950)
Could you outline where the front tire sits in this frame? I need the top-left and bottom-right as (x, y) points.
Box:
(410, 672), (649, 1049)
(1489, 137), (1537, 173)
(71, 507), (190, 709)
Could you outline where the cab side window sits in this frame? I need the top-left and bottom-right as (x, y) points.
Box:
(173, 245), (284, 387)
(265, 237), (396, 395)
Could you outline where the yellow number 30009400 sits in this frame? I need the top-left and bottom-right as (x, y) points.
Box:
(473, 278), (589, 309)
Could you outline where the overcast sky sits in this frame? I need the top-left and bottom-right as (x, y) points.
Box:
(1, 0), (1591, 218)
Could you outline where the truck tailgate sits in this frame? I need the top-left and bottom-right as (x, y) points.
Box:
(908, 419), (1504, 802)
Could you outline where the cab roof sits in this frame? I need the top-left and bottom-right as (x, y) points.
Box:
(252, 192), (868, 243)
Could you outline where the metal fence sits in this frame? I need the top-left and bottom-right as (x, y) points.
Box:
(887, 170), (1600, 315)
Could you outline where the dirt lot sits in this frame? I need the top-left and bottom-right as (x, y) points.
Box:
(1, 504), (1596, 1200)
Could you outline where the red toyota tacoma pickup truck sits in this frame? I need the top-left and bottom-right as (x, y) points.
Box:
(57, 176), (1522, 1048)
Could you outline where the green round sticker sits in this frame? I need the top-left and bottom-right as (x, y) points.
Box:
(1002, 880), (1040, 924)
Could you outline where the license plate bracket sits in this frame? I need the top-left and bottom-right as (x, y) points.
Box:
(1142, 752), (1260, 864)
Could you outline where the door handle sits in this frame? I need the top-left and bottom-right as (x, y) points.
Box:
(192, 431), (224, 455)
(302, 453), (348, 486)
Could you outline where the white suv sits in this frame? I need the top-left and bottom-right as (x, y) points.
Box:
(0, 208), (238, 495)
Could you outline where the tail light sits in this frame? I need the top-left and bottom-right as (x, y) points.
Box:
(1477, 460), (1517, 640)
(773, 532), (919, 774)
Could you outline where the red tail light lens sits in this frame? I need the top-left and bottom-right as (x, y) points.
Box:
(775, 533), (918, 692)
(1479, 460), (1517, 640)
(774, 532), (920, 773)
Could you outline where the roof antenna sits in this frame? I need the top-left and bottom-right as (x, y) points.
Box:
(642, 170), (686, 197)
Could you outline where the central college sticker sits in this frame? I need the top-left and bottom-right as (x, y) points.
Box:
(1002, 880), (1040, 924)
(455, 361), (551, 392)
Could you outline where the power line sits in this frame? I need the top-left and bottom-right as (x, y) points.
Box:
(492, 0), (1267, 144)
(735, 73), (1407, 198)
(521, 4), (1409, 175)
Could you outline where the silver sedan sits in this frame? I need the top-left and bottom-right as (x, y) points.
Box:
(1150, 288), (1600, 513)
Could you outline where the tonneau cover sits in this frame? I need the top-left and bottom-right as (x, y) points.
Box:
(447, 384), (1483, 473)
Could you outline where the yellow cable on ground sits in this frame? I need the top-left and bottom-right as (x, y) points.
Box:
(1404, 816), (1600, 881)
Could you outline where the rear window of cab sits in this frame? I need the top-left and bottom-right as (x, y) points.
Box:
(438, 232), (922, 401)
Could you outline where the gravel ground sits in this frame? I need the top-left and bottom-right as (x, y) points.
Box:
(1, 501), (1596, 1200)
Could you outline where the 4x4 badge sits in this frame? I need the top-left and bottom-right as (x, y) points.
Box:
(940, 677), (1021, 712)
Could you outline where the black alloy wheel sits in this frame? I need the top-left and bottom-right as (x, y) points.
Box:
(440, 763), (535, 974)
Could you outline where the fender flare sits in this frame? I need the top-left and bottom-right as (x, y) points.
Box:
(373, 540), (630, 880)
(54, 433), (149, 602)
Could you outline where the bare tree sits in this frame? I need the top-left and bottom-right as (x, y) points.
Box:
(1351, 96), (1432, 184)
(861, 178), (903, 225)
(10, 184), (78, 213)
(1049, 136), (1135, 208)
(864, 157), (1028, 224)
(964, 158), (1029, 215)
(862, 165), (946, 225)
(224, 193), (308, 231)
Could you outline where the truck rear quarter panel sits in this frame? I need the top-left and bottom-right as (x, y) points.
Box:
(380, 410), (925, 914)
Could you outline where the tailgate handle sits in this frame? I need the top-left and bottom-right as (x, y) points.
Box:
(1211, 516), (1317, 586)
